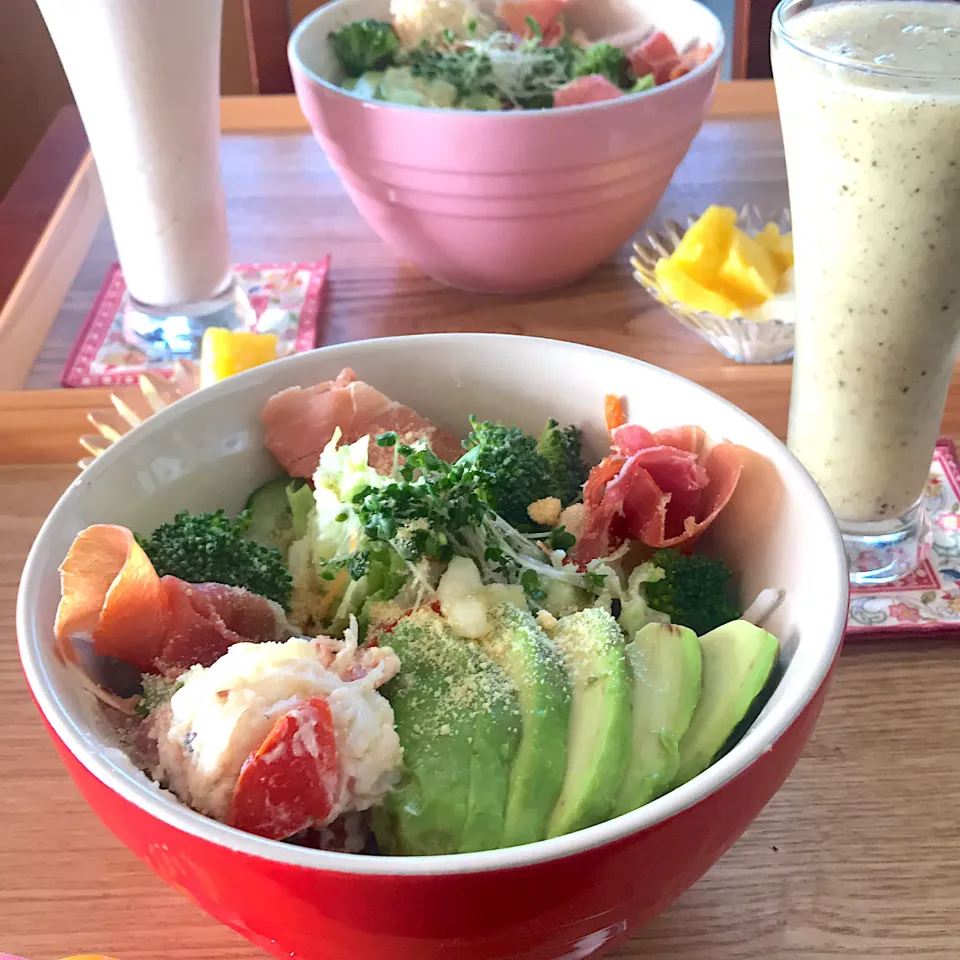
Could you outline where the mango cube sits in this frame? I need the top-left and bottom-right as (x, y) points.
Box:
(652, 207), (794, 319)
(718, 230), (782, 303)
(779, 233), (794, 267)
(755, 223), (795, 271)
(200, 328), (279, 389)
(671, 205), (739, 285)
(655, 258), (745, 319)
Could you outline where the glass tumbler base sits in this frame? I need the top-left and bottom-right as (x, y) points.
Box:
(121, 278), (254, 361)
(841, 499), (932, 587)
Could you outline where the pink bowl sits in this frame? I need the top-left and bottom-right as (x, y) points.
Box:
(18, 335), (847, 960)
(288, 0), (724, 293)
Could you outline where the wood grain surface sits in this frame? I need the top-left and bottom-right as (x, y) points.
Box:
(5, 83), (960, 960)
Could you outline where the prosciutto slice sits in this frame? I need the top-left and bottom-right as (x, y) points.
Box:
(498, 0), (569, 41)
(261, 367), (464, 478)
(610, 424), (655, 458)
(573, 425), (743, 564)
(611, 423), (706, 458)
(628, 31), (681, 86)
(55, 525), (288, 675)
(153, 579), (285, 675)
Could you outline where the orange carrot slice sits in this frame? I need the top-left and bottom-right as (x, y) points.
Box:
(604, 394), (627, 436)
(55, 525), (169, 672)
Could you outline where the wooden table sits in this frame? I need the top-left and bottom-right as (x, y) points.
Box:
(3, 82), (960, 960)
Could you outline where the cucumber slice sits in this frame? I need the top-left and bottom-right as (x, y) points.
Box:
(244, 477), (304, 552)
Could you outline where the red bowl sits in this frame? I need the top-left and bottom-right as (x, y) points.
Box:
(18, 335), (847, 960)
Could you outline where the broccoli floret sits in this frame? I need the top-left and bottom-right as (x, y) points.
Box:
(536, 419), (589, 505)
(643, 548), (741, 636)
(137, 509), (292, 610)
(330, 19), (401, 78)
(573, 42), (630, 88)
(459, 417), (553, 528)
(456, 417), (588, 528)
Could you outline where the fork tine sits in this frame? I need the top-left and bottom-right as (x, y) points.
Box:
(172, 358), (201, 395)
(137, 372), (172, 413)
(86, 412), (125, 443)
(79, 434), (111, 457)
(111, 393), (144, 429)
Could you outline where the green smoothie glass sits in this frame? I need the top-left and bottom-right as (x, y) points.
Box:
(773, 0), (960, 585)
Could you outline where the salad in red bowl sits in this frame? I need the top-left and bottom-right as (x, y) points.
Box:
(54, 367), (783, 857)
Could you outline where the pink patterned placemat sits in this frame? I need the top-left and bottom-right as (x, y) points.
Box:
(847, 438), (960, 639)
(61, 258), (330, 388)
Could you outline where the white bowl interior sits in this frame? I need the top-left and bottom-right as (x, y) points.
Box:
(291, 0), (724, 87)
(17, 335), (846, 876)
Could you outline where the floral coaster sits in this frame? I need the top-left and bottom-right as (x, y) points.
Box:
(848, 438), (960, 638)
(61, 258), (330, 388)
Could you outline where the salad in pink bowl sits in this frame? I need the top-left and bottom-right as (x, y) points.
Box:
(328, 0), (715, 109)
(288, 0), (724, 292)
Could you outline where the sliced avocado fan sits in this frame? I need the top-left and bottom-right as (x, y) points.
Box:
(374, 608), (521, 855)
(672, 619), (779, 788)
(547, 608), (632, 839)
(483, 603), (572, 848)
(614, 622), (702, 816)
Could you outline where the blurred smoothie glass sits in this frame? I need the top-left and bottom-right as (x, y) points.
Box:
(36, 0), (249, 358)
(772, 0), (960, 585)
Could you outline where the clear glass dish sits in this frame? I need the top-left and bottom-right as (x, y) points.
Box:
(631, 206), (794, 365)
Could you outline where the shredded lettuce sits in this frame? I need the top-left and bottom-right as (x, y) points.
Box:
(283, 429), (679, 639)
(285, 430), (413, 635)
(311, 430), (390, 563)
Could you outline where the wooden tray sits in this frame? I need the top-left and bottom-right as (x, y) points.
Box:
(6, 83), (960, 960)
(0, 85), (780, 403)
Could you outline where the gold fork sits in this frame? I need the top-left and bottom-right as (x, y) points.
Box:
(78, 360), (200, 470)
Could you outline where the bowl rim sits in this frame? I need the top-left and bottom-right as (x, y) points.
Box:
(287, 0), (725, 118)
(17, 333), (847, 878)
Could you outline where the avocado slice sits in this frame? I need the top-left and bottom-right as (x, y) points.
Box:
(672, 620), (780, 788)
(373, 609), (521, 855)
(379, 67), (458, 108)
(613, 622), (702, 816)
(483, 603), (572, 848)
(458, 92), (503, 111)
(547, 608), (632, 839)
